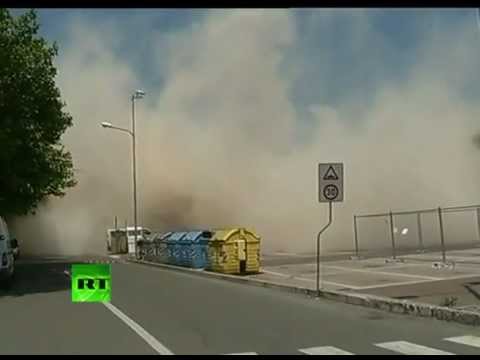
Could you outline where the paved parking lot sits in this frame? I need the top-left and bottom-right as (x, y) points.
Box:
(255, 248), (480, 308)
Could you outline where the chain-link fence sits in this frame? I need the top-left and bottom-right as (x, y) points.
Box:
(352, 204), (480, 263)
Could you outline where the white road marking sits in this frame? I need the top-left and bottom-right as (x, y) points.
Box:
(354, 278), (435, 290)
(325, 265), (441, 281)
(444, 335), (480, 348)
(433, 273), (480, 281)
(262, 269), (437, 291)
(261, 270), (363, 290)
(355, 273), (480, 291)
(300, 279), (365, 290)
(299, 346), (354, 355)
(375, 341), (454, 355)
(103, 302), (174, 355)
(64, 269), (173, 355)
(447, 264), (480, 272)
(261, 270), (290, 278)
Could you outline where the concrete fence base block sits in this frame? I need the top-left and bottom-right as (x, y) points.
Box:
(432, 261), (456, 270)
(129, 258), (480, 327)
(385, 258), (405, 264)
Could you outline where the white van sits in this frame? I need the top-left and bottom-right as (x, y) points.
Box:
(106, 226), (152, 255)
(0, 216), (15, 287)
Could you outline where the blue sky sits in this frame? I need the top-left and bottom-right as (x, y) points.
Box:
(25, 8), (479, 114)
(33, 9), (208, 92)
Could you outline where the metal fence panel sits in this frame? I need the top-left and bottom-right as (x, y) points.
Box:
(353, 204), (480, 262)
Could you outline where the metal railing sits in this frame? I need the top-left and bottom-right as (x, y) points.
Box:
(353, 204), (480, 263)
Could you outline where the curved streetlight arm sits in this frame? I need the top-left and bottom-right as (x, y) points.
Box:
(107, 125), (134, 137)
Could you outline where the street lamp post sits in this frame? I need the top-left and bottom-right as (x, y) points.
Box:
(131, 89), (145, 259)
(101, 89), (145, 259)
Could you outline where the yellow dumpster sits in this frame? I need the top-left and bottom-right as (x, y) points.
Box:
(207, 228), (261, 275)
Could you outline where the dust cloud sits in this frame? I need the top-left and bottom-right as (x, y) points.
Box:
(10, 10), (480, 256)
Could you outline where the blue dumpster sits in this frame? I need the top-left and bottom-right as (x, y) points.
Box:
(181, 231), (213, 269)
(177, 232), (190, 267)
(151, 232), (171, 263)
(166, 231), (187, 265)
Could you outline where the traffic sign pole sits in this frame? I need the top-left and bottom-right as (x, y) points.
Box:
(316, 201), (333, 295)
(317, 163), (343, 296)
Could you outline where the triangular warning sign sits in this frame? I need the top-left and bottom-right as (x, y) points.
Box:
(323, 166), (339, 180)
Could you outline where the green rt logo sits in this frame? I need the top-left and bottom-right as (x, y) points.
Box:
(71, 264), (111, 303)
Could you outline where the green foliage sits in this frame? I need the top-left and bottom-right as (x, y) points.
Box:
(0, 8), (76, 216)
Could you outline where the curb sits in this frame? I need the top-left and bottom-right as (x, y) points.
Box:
(127, 258), (480, 327)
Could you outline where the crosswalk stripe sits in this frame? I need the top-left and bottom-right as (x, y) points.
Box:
(221, 334), (477, 355)
(299, 346), (354, 355)
(375, 341), (454, 355)
(444, 336), (480, 348)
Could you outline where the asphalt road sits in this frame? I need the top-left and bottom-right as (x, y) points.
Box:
(1, 257), (480, 355)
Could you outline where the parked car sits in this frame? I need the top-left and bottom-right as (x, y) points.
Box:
(0, 216), (15, 288)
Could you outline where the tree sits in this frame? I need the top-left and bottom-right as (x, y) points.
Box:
(0, 8), (76, 216)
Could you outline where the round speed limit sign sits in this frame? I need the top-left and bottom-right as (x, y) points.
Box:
(323, 184), (339, 201)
